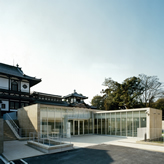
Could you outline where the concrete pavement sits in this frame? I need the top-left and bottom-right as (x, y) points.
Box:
(3, 135), (164, 161)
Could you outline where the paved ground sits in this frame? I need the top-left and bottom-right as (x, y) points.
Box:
(22, 144), (164, 164)
(3, 135), (164, 161)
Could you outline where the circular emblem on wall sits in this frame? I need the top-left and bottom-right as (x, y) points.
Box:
(23, 84), (27, 89)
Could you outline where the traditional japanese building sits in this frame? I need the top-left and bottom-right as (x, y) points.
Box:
(0, 63), (41, 115)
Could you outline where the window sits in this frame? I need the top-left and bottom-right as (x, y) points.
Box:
(10, 101), (20, 109)
(11, 81), (18, 91)
(10, 102), (15, 109)
(15, 102), (19, 109)
(1, 104), (5, 109)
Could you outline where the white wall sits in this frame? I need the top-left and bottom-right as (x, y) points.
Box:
(1, 100), (9, 111)
(0, 77), (9, 89)
(21, 81), (29, 93)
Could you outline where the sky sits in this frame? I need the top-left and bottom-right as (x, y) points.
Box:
(0, 0), (164, 104)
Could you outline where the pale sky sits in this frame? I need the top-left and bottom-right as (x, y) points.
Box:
(0, 0), (164, 104)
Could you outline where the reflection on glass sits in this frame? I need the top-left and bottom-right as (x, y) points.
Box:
(127, 112), (132, 136)
(116, 113), (120, 135)
(133, 111), (139, 137)
(89, 119), (93, 134)
(98, 119), (101, 134)
(111, 113), (115, 135)
(84, 120), (88, 134)
(140, 111), (146, 127)
(80, 121), (83, 134)
(121, 112), (126, 136)
(94, 119), (97, 134)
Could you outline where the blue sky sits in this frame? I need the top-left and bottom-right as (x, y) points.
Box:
(0, 0), (164, 104)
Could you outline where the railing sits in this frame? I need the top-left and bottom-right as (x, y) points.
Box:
(29, 132), (72, 146)
(6, 113), (19, 135)
(5, 113), (36, 138)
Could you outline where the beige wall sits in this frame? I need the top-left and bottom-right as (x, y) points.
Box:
(148, 108), (162, 139)
(17, 104), (40, 135)
(162, 121), (164, 130)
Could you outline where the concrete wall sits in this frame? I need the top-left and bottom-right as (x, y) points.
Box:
(17, 104), (39, 135)
(0, 119), (3, 153)
(162, 121), (164, 130)
(148, 108), (162, 140)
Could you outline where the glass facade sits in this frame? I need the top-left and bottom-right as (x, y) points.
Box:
(40, 107), (147, 138)
(94, 110), (147, 137)
(40, 107), (92, 137)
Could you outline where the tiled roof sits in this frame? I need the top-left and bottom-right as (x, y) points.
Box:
(0, 63), (41, 87)
(63, 90), (88, 99)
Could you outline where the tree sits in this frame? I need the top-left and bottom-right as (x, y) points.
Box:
(102, 76), (144, 110)
(154, 98), (164, 110)
(91, 95), (104, 110)
(138, 74), (164, 107)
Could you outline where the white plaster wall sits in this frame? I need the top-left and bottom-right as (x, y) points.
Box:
(1, 100), (9, 111)
(0, 77), (9, 89)
(21, 82), (29, 93)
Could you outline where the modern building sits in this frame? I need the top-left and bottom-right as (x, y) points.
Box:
(17, 104), (162, 140)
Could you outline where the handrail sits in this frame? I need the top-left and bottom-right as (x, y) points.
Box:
(6, 113), (19, 130)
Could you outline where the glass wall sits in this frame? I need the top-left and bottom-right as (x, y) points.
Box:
(111, 113), (115, 135)
(94, 110), (147, 137)
(40, 107), (147, 138)
(102, 114), (106, 134)
(97, 114), (101, 134)
(89, 118), (93, 134)
(106, 113), (111, 135)
(40, 107), (92, 137)
(116, 113), (120, 135)
(127, 112), (132, 136)
(140, 111), (146, 127)
(84, 120), (89, 134)
(121, 112), (126, 136)
(133, 111), (139, 137)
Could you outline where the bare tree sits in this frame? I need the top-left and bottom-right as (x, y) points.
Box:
(139, 74), (164, 107)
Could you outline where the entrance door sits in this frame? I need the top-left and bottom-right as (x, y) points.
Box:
(75, 121), (78, 135)
(80, 120), (83, 135)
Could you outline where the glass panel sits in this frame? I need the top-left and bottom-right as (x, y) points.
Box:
(133, 111), (139, 137)
(47, 109), (55, 137)
(94, 119), (97, 134)
(116, 113), (120, 135)
(69, 120), (73, 135)
(98, 118), (101, 134)
(127, 112), (132, 136)
(80, 121), (83, 134)
(121, 112), (126, 136)
(89, 118), (93, 134)
(140, 111), (146, 127)
(54, 109), (62, 136)
(40, 109), (47, 136)
(111, 113), (115, 135)
(75, 121), (78, 135)
(102, 114), (105, 134)
(106, 113), (111, 135)
(84, 120), (89, 134)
